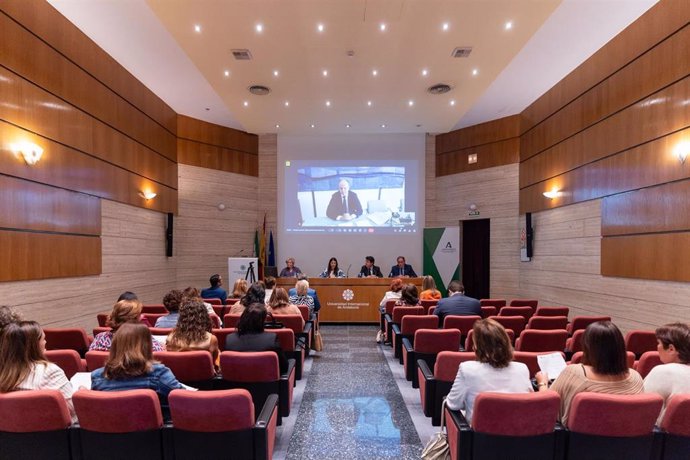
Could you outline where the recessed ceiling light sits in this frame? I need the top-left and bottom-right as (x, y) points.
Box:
(408, 100), (414, 107)
(372, 69), (378, 76)
(421, 69), (428, 76)
(367, 101), (372, 107)
(380, 23), (386, 31)
(505, 21), (513, 30)
(243, 101), (249, 107)
(450, 100), (456, 106)
(442, 22), (449, 31)
(381, 124), (386, 128)
(275, 124), (280, 128)
(273, 70), (279, 77)
(472, 68), (478, 76)
(325, 100), (331, 107)
(284, 101), (290, 107)
(255, 23), (264, 33)
(194, 24), (201, 33)
(310, 123), (315, 128)
(322, 70), (328, 77)
(224, 70), (230, 77)
(317, 23), (324, 32)
(346, 124), (351, 128)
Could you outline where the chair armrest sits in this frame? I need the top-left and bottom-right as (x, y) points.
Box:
(446, 407), (471, 431)
(402, 337), (414, 353)
(281, 359), (296, 379)
(255, 394), (280, 428)
(392, 324), (401, 336)
(418, 359), (434, 382)
(384, 313), (393, 324)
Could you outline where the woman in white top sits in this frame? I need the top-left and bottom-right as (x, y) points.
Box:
(644, 322), (690, 424)
(378, 278), (404, 313)
(0, 321), (77, 423)
(445, 318), (532, 424)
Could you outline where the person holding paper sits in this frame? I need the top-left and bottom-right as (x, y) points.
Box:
(445, 319), (532, 424)
(535, 321), (643, 427)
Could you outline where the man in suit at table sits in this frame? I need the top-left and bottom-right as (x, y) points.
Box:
(358, 256), (384, 278)
(388, 256), (418, 278)
(433, 280), (481, 327)
(326, 178), (363, 221)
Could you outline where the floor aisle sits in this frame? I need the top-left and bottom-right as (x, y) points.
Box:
(284, 325), (424, 459)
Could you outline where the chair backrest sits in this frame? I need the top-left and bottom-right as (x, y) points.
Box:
(480, 306), (498, 318)
(428, 306), (436, 316)
(92, 326), (111, 337)
(480, 299), (506, 308)
(400, 315), (438, 335)
(535, 306), (570, 318)
(212, 328), (236, 352)
(223, 313), (242, 328)
(515, 329), (568, 352)
(43, 328), (90, 354)
(202, 298), (222, 305)
(392, 306), (424, 323)
(152, 351), (215, 382)
(465, 329), (515, 352)
(270, 314), (305, 337)
(85, 350), (110, 371)
(220, 351), (279, 382)
(489, 315), (526, 337)
(271, 329), (296, 352)
(443, 315), (481, 335)
(296, 305), (310, 322)
(527, 316), (568, 330)
(509, 299), (538, 308)
(569, 316), (611, 334)
(413, 329), (461, 354)
(0, 390), (71, 432)
(45, 349), (85, 379)
(141, 305), (168, 314)
(168, 388), (255, 432)
(141, 313), (166, 326)
(472, 391), (560, 436)
(420, 299), (438, 313)
(433, 351), (476, 382)
(625, 330), (658, 358)
(385, 300), (397, 316)
(660, 394), (690, 436)
(96, 313), (109, 327)
(148, 327), (173, 336)
(570, 350), (636, 368)
(566, 329), (585, 353)
(512, 351), (564, 377)
(635, 351), (663, 378)
(499, 306), (534, 321)
(73, 389), (163, 432)
(568, 392), (663, 436)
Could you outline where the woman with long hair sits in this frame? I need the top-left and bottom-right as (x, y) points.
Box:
(419, 276), (442, 300)
(320, 257), (345, 278)
(0, 321), (77, 422)
(90, 299), (163, 351)
(166, 299), (220, 369)
(446, 319), (532, 424)
(91, 322), (185, 409)
(267, 288), (304, 327)
(231, 279), (249, 299)
(396, 284), (420, 307)
(230, 282), (266, 314)
(536, 321), (643, 427)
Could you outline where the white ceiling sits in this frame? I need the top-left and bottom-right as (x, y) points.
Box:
(48, 0), (658, 135)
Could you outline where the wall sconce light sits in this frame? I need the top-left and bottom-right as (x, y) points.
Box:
(138, 191), (157, 201)
(543, 188), (560, 199)
(468, 203), (477, 211)
(468, 153), (478, 164)
(12, 141), (44, 165)
(674, 141), (690, 164)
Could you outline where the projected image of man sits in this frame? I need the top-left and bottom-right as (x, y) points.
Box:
(326, 179), (363, 221)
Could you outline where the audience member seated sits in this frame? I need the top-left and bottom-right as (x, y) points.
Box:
(320, 257), (346, 278)
(268, 288), (305, 327)
(230, 282), (266, 315)
(379, 278), (404, 313)
(419, 275), (442, 301)
(536, 320), (643, 427)
(289, 280), (316, 315)
(166, 299), (220, 371)
(231, 279), (249, 303)
(644, 322), (690, 423)
(225, 303), (289, 374)
(433, 280), (481, 327)
(182, 286), (215, 316)
(264, 276), (276, 303)
(396, 283), (420, 307)
(200, 273), (228, 305)
(279, 257), (302, 278)
(0, 321), (77, 422)
(154, 289), (183, 328)
(90, 299), (164, 352)
(288, 274), (321, 311)
(0, 305), (22, 331)
(445, 318), (532, 424)
(91, 323), (186, 415)
(117, 291), (138, 301)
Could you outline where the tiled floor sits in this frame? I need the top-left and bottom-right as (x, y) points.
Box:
(279, 325), (427, 459)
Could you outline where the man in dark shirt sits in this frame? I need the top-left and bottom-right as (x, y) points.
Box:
(326, 179), (363, 220)
(358, 256), (384, 278)
(433, 280), (480, 326)
(200, 274), (228, 305)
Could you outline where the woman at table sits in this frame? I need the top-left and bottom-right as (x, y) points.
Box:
(279, 257), (302, 278)
(320, 257), (345, 278)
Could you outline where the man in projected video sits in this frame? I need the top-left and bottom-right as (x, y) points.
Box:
(326, 178), (363, 221)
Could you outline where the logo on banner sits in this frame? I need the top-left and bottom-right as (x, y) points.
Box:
(342, 289), (355, 301)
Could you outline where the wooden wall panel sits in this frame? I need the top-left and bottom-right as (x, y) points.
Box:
(436, 115), (520, 154)
(602, 233), (690, 282)
(0, 175), (100, 235)
(0, 230), (101, 281)
(437, 138), (519, 176)
(178, 115), (258, 154)
(177, 139), (258, 177)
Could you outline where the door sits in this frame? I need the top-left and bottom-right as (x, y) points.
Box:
(462, 219), (490, 300)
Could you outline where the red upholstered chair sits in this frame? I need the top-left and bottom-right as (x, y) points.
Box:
(570, 351), (635, 368)
(85, 350), (110, 371)
(480, 299), (506, 308)
(515, 329), (568, 353)
(73, 389), (165, 460)
(212, 328), (236, 352)
(202, 298), (222, 305)
(153, 351), (216, 389)
(418, 351), (475, 426)
(403, 328), (461, 388)
(212, 304), (231, 318)
(565, 329), (585, 356)
(420, 299), (438, 314)
(141, 313), (166, 326)
(445, 391), (561, 460)
(480, 306), (498, 318)
(392, 315), (438, 363)
(566, 315), (611, 335)
(271, 328), (305, 380)
(45, 349), (87, 379)
(634, 351), (663, 378)
(272, 313), (312, 354)
(168, 389), (279, 460)
(0, 390), (73, 460)
(148, 327), (173, 336)
(296, 305), (310, 323)
(386, 306), (424, 348)
(97, 312), (109, 327)
(659, 394), (690, 460)
(625, 330), (658, 359)
(44, 328), (91, 357)
(509, 299), (538, 309)
(527, 316), (568, 331)
(227, 298), (241, 305)
(223, 313), (243, 328)
(566, 393), (663, 460)
(209, 314), (221, 329)
(443, 315), (481, 342)
(428, 306), (436, 316)
(219, 351), (295, 425)
(488, 315), (526, 338)
(141, 304), (168, 313)
(465, 329), (515, 352)
(535, 306), (570, 318)
(499, 306), (534, 321)
(512, 351), (565, 377)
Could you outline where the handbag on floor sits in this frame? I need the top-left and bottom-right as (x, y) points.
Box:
(421, 400), (450, 460)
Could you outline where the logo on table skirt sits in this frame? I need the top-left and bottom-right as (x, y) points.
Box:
(342, 289), (355, 301)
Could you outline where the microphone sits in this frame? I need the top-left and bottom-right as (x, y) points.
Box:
(235, 248), (246, 257)
(346, 264), (352, 278)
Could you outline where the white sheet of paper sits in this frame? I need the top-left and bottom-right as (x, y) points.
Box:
(152, 335), (168, 344)
(180, 383), (198, 391)
(537, 352), (567, 380)
(70, 372), (92, 390)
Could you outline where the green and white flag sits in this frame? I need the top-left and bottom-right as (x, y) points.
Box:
(423, 227), (460, 296)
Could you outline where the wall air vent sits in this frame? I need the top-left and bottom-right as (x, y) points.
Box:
(248, 85), (271, 95)
(231, 49), (252, 60)
(451, 46), (473, 58)
(427, 83), (452, 95)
